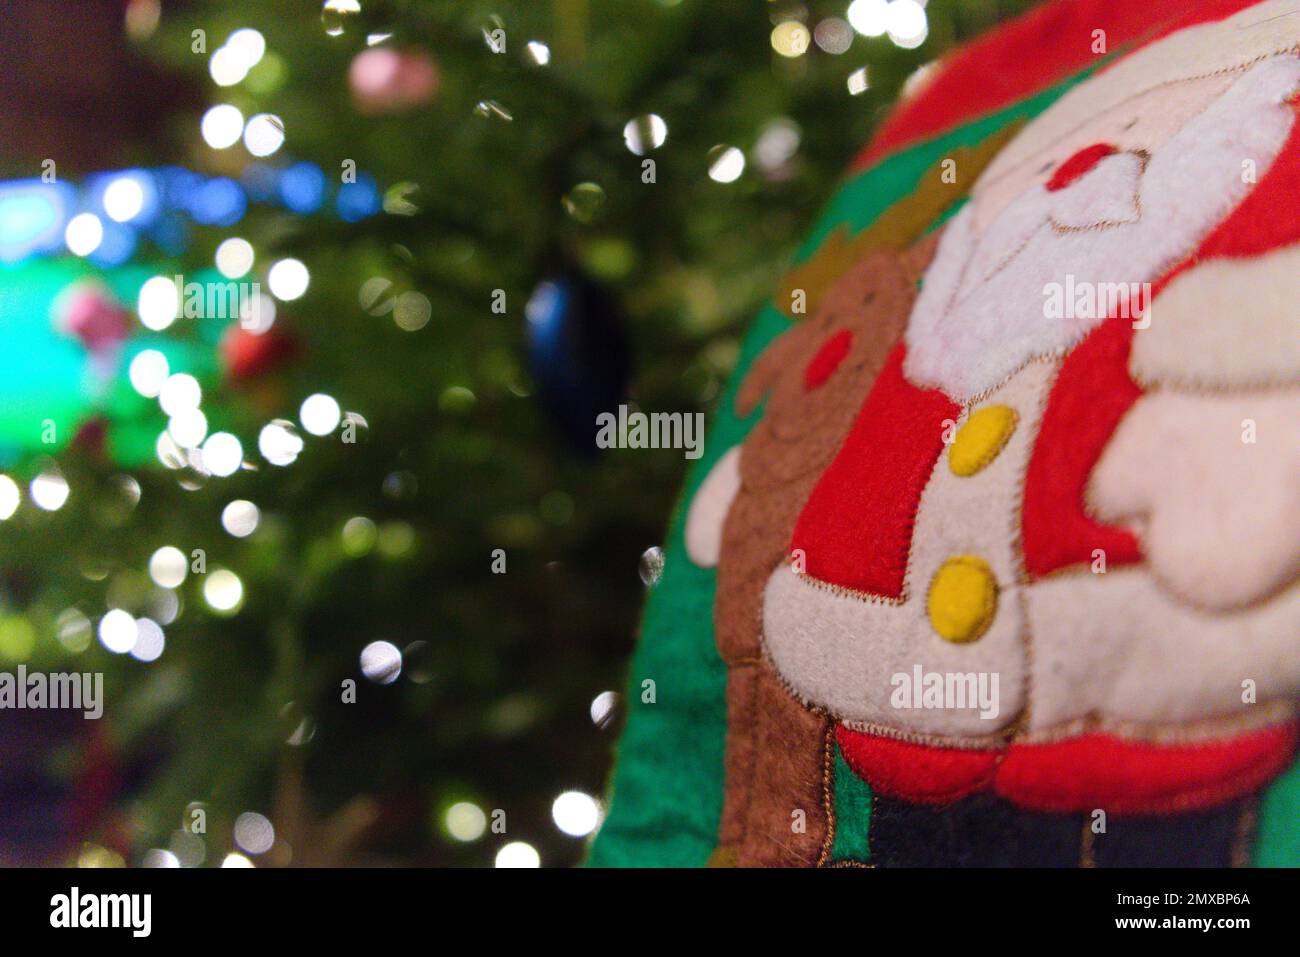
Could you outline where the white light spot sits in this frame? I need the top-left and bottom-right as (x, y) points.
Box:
(299, 393), (341, 436)
(30, 470), (69, 511)
(552, 791), (601, 837)
(204, 568), (244, 612)
(243, 113), (285, 157)
(239, 293), (276, 333)
(754, 119), (801, 171)
(360, 640), (402, 684)
(526, 40), (550, 65)
(0, 475), (19, 520)
(259, 420), (304, 466)
(226, 28), (266, 69)
(221, 852), (255, 868)
(130, 617), (166, 662)
(622, 114), (667, 155)
(445, 802), (488, 842)
(209, 44), (250, 86)
(495, 841), (540, 868)
(149, 546), (188, 588)
(159, 373), (202, 416)
(589, 690), (618, 727)
(103, 177), (145, 223)
(168, 408), (208, 448)
(847, 66), (870, 95)
(201, 432), (243, 477)
(886, 0), (928, 47)
(99, 609), (139, 654)
(847, 0), (890, 37)
(65, 213), (104, 256)
(233, 812), (275, 855)
(215, 237), (255, 278)
(267, 258), (309, 301)
(201, 104), (244, 149)
(707, 145), (745, 183)
(222, 500), (261, 537)
(137, 275), (180, 331)
(129, 350), (170, 398)
(142, 849), (180, 868)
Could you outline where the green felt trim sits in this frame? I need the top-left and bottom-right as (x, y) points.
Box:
(586, 302), (789, 867)
(830, 743), (873, 864)
(1254, 756), (1300, 867)
(793, 69), (1098, 264)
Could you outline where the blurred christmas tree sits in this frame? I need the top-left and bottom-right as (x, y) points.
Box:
(0, 0), (1034, 866)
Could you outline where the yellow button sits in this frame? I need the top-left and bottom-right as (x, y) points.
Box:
(949, 405), (1018, 476)
(927, 555), (998, 643)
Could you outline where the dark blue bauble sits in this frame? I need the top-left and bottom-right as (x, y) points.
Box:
(525, 273), (631, 455)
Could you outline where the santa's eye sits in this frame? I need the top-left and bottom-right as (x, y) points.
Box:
(803, 329), (853, 391)
(1045, 142), (1119, 191)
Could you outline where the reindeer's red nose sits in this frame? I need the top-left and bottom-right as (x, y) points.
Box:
(803, 329), (853, 391)
(1045, 143), (1119, 192)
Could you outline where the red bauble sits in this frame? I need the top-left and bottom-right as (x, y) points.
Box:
(220, 325), (299, 382)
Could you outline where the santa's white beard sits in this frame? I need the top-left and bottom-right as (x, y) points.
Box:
(903, 54), (1300, 402)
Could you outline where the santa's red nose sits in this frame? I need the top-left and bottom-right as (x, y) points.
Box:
(1045, 143), (1119, 192)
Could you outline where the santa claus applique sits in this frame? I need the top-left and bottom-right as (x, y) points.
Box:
(686, 2), (1300, 866)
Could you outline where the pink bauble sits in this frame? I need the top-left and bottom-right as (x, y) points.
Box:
(349, 48), (439, 115)
(55, 285), (131, 352)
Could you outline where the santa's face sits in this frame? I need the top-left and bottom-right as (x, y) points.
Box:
(902, 54), (1300, 402)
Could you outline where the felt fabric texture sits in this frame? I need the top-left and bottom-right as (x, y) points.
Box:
(1022, 317), (1141, 578)
(773, 126), (1021, 319)
(867, 792), (1084, 867)
(764, 360), (1057, 738)
(1193, 96), (1300, 262)
(853, 0), (1271, 171)
(828, 743), (873, 863)
(790, 344), (960, 597)
(971, 74), (1238, 235)
(837, 728), (1000, 804)
(925, 555), (999, 644)
(714, 662), (830, 866)
(1024, 566), (1300, 730)
(1044, 142), (1117, 192)
(1093, 799), (1253, 867)
(1255, 759), (1300, 865)
(733, 250), (925, 494)
(948, 404), (1017, 477)
(802, 329), (853, 391)
(968, 0), (1300, 217)
(994, 726), (1298, 815)
(1130, 246), (1300, 390)
(707, 242), (935, 865)
(683, 445), (741, 569)
(836, 721), (1297, 816)
(593, 0), (1300, 868)
(903, 55), (1300, 402)
(1089, 390), (1300, 611)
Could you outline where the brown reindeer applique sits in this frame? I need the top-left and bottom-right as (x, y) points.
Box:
(686, 234), (940, 866)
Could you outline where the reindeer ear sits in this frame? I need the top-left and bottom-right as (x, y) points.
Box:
(734, 327), (803, 419)
(899, 227), (943, 286)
